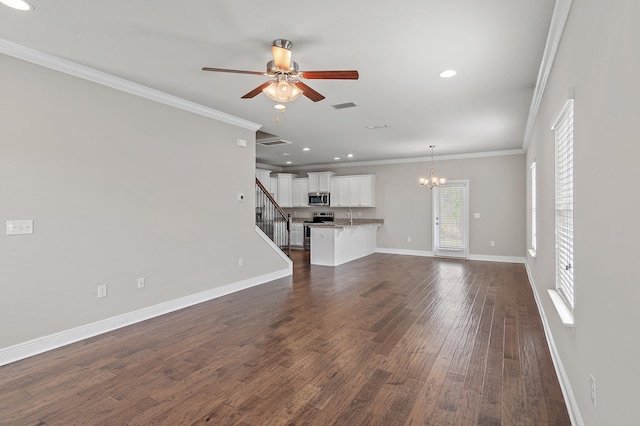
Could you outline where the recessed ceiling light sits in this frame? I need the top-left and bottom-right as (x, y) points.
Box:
(334, 157), (340, 160)
(347, 154), (354, 158)
(281, 152), (290, 156)
(366, 124), (390, 130)
(285, 161), (292, 164)
(439, 69), (457, 78)
(302, 147), (310, 151)
(0, 0), (33, 10)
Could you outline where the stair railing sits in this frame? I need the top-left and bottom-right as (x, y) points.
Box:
(255, 178), (291, 257)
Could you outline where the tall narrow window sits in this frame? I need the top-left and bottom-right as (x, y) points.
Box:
(552, 95), (574, 310)
(531, 162), (537, 254)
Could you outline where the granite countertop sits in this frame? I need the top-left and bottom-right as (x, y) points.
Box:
(292, 217), (312, 223)
(307, 219), (384, 228)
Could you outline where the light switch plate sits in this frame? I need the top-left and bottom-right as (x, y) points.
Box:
(7, 220), (34, 235)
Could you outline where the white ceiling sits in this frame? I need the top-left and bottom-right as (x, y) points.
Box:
(0, 0), (555, 168)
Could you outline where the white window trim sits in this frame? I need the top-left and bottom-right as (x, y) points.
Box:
(548, 289), (575, 326)
(549, 88), (575, 326)
(529, 161), (537, 258)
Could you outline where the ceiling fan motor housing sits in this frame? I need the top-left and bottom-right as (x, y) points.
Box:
(267, 60), (299, 76)
(272, 39), (293, 50)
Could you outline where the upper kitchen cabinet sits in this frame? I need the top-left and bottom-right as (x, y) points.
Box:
(331, 174), (375, 207)
(270, 177), (278, 201)
(350, 175), (376, 207)
(330, 176), (351, 207)
(308, 172), (335, 193)
(275, 173), (295, 207)
(256, 169), (271, 191)
(292, 178), (309, 207)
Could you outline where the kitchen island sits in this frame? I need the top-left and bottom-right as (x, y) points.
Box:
(309, 220), (383, 266)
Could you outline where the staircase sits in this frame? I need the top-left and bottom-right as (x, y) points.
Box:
(255, 178), (291, 257)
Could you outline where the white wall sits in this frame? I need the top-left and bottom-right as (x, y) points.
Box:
(526, 1), (640, 424)
(0, 54), (288, 353)
(287, 153), (526, 259)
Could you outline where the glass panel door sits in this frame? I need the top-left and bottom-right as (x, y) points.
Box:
(433, 180), (469, 258)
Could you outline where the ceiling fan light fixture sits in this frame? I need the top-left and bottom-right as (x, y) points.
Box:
(263, 79), (303, 103)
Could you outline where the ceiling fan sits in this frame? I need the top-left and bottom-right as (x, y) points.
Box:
(202, 39), (359, 103)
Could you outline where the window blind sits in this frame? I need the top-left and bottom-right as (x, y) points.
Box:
(553, 99), (574, 309)
(531, 162), (537, 251)
(438, 186), (464, 250)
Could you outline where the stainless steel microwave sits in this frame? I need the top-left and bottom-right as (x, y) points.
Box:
(308, 192), (330, 206)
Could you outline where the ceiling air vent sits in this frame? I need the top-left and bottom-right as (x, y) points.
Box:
(256, 137), (292, 147)
(331, 102), (357, 110)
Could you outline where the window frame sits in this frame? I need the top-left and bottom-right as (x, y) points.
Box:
(550, 89), (575, 317)
(530, 161), (537, 256)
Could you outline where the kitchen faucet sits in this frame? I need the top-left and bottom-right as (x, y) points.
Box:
(348, 208), (353, 226)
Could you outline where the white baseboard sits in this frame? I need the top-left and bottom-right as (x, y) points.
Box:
(376, 248), (525, 264)
(0, 267), (290, 367)
(376, 247), (434, 257)
(525, 262), (584, 426)
(468, 254), (526, 264)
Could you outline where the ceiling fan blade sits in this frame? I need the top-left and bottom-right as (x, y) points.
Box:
(202, 67), (268, 76)
(241, 81), (274, 99)
(301, 70), (359, 80)
(295, 81), (325, 102)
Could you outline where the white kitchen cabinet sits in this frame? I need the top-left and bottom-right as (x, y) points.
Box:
(330, 177), (351, 207)
(292, 178), (309, 207)
(308, 172), (335, 193)
(290, 222), (304, 247)
(330, 174), (375, 207)
(276, 173), (294, 207)
(256, 169), (271, 191)
(270, 177), (278, 201)
(350, 175), (376, 207)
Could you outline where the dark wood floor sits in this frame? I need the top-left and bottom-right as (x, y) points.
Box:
(0, 251), (570, 425)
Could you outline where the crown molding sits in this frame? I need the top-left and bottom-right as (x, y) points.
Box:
(522, 0), (573, 151)
(278, 148), (525, 172)
(0, 38), (262, 132)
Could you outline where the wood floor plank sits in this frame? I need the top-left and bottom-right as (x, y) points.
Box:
(0, 251), (570, 425)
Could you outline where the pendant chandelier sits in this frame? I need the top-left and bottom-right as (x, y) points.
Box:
(419, 145), (446, 189)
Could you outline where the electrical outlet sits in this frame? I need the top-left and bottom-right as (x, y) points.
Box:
(137, 277), (145, 289)
(590, 374), (597, 407)
(238, 257), (244, 267)
(407, 237), (412, 243)
(490, 241), (495, 247)
(97, 284), (107, 298)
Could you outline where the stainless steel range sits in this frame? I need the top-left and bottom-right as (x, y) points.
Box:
(303, 211), (334, 250)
